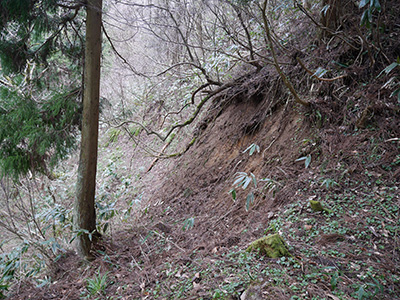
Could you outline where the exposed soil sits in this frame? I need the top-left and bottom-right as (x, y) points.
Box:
(8, 69), (400, 298)
(5, 2), (400, 300)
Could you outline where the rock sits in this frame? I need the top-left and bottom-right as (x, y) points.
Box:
(309, 200), (332, 214)
(246, 233), (291, 258)
(240, 282), (264, 300)
(317, 233), (344, 245)
(154, 222), (171, 234)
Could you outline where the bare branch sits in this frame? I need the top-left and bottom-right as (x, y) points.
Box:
(261, 0), (309, 107)
(155, 62), (221, 86)
(57, 1), (85, 10)
(102, 23), (148, 77)
(114, 81), (235, 142)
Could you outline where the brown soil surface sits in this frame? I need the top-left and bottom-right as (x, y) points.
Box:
(5, 2), (400, 299)
(8, 70), (400, 298)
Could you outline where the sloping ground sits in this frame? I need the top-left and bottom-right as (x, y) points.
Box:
(8, 63), (400, 299)
(6, 3), (400, 299)
(141, 79), (314, 250)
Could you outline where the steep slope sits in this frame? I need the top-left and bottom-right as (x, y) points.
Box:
(6, 2), (400, 299)
(143, 70), (314, 250)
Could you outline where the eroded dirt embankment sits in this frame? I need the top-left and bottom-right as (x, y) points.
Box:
(140, 62), (400, 255)
(141, 84), (315, 252)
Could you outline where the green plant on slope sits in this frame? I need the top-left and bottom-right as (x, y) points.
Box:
(182, 217), (195, 231)
(83, 270), (109, 299)
(0, 279), (7, 299)
(320, 178), (339, 189)
(0, 241), (31, 298)
(354, 276), (384, 300)
(229, 143), (280, 210)
(295, 154), (312, 169)
(359, 0), (381, 28)
(378, 58), (400, 103)
(230, 171), (279, 211)
(243, 143), (260, 156)
(0, 177), (81, 297)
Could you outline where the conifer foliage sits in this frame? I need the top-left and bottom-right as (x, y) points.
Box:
(0, 0), (85, 178)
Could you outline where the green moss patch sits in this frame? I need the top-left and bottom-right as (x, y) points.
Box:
(246, 233), (291, 258)
(309, 200), (332, 214)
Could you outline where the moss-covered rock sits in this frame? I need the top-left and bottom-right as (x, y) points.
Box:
(309, 200), (332, 214)
(246, 233), (291, 258)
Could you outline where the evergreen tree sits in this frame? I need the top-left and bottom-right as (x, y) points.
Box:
(0, 0), (85, 178)
(74, 0), (102, 259)
(0, 0), (104, 259)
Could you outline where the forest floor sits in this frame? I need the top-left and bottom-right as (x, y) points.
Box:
(8, 76), (400, 299)
(5, 4), (400, 300)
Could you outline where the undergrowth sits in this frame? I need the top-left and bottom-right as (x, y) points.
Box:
(0, 141), (140, 298)
(131, 177), (399, 300)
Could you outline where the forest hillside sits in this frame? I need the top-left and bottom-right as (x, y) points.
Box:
(1, 0), (399, 299)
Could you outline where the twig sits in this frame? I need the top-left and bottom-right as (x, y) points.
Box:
(115, 81), (234, 141)
(262, 137), (277, 158)
(151, 229), (186, 253)
(146, 133), (177, 172)
(155, 62), (221, 86)
(356, 27), (375, 67)
(102, 23), (148, 77)
(155, 136), (197, 159)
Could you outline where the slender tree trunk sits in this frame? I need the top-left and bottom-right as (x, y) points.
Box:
(320, 0), (341, 38)
(74, 0), (102, 260)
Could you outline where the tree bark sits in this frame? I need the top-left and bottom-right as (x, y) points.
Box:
(320, 0), (341, 38)
(74, 0), (102, 260)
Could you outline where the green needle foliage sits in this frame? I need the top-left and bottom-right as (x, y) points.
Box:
(0, 0), (85, 179)
(0, 85), (81, 178)
(0, 0), (61, 74)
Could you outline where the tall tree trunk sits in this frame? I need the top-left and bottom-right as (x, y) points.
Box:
(74, 0), (102, 260)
